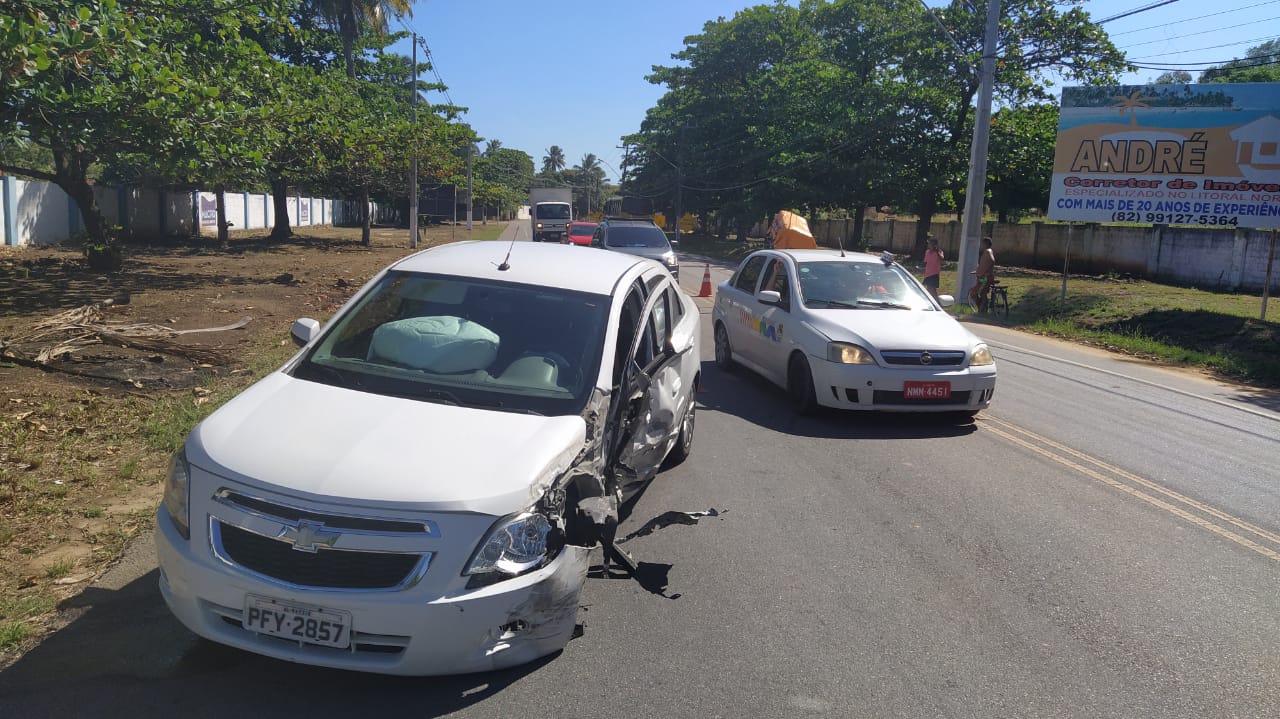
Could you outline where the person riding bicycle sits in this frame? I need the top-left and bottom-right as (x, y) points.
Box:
(972, 236), (996, 312)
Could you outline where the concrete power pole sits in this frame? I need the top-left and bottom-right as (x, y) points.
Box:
(466, 144), (473, 231)
(955, 0), (1000, 301)
(409, 35), (419, 248)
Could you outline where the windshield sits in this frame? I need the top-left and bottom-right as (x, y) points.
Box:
(796, 261), (936, 310)
(292, 271), (609, 416)
(569, 224), (596, 237)
(605, 225), (670, 249)
(535, 204), (572, 219)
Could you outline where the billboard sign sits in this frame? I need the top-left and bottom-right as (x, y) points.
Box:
(1048, 83), (1280, 229)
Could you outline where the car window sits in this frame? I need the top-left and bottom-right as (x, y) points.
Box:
(796, 260), (935, 310)
(733, 255), (766, 293)
(605, 225), (669, 248)
(761, 258), (791, 310)
(665, 285), (685, 324)
(535, 204), (571, 219)
(569, 224), (595, 236)
(612, 283), (647, 386)
(294, 271), (610, 416)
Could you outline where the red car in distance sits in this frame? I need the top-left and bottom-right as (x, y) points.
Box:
(565, 221), (598, 246)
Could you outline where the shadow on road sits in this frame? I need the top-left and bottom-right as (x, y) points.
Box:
(695, 361), (979, 440)
(0, 569), (556, 718)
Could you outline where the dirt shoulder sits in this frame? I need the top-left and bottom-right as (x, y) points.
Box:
(0, 222), (507, 666)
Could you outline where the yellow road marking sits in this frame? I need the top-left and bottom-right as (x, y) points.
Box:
(979, 419), (1280, 563)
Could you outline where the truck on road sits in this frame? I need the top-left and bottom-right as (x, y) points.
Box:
(529, 188), (573, 242)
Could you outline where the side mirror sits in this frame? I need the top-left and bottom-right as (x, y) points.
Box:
(668, 237), (680, 249)
(936, 294), (955, 308)
(290, 318), (321, 347)
(756, 289), (782, 306)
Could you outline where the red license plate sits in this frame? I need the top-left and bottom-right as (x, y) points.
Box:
(903, 381), (951, 400)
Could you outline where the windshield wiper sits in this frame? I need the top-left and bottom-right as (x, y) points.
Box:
(805, 298), (860, 309)
(297, 362), (359, 388)
(854, 298), (912, 310)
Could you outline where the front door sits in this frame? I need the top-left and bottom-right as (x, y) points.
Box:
(608, 276), (691, 497)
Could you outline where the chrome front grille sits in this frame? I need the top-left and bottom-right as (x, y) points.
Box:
(208, 489), (436, 592)
(880, 350), (966, 367)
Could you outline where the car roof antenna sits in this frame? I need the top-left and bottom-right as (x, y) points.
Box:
(835, 227), (846, 257)
(495, 233), (517, 271)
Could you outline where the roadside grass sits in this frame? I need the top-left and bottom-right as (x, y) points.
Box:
(932, 267), (1280, 387)
(0, 594), (55, 650)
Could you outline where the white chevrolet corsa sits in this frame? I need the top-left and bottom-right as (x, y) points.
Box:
(712, 249), (996, 415)
(156, 241), (700, 675)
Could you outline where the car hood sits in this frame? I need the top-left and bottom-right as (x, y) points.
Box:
(186, 372), (587, 516)
(805, 309), (981, 353)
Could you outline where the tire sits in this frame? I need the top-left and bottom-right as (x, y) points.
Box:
(714, 323), (735, 370)
(664, 402), (695, 467)
(787, 354), (818, 415)
(993, 289), (1009, 319)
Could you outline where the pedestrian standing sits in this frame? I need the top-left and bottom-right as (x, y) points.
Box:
(923, 235), (943, 299)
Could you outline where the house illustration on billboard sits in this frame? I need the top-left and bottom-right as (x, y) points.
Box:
(1229, 114), (1280, 182)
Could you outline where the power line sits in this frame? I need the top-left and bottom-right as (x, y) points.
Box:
(1130, 50), (1280, 70)
(1097, 0), (1183, 24)
(1129, 33), (1280, 59)
(1107, 0), (1280, 37)
(1118, 20), (1258, 50)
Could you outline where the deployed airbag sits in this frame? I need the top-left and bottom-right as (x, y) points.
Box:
(369, 316), (499, 372)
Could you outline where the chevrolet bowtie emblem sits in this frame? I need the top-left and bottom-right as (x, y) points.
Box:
(920, 351), (933, 365)
(280, 519), (340, 553)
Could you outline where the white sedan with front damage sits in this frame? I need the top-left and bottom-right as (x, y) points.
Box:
(155, 241), (700, 675)
(712, 249), (995, 415)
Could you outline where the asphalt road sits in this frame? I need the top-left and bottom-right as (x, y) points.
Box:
(3, 256), (1279, 718)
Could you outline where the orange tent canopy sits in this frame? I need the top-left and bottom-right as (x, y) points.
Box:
(769, 210), (817, 250)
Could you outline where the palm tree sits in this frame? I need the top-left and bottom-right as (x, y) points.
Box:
(542, 145), (566, 175)
(484, 139), (503, 157)
(308, 0), (413, 78)
(574, 153), (604, 213)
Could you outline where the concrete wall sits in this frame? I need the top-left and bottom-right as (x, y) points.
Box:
(1, 177), (336, 247)
(808, 217), (1279, 292)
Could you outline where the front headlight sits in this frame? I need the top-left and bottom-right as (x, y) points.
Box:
(163, 449), (191, 540)
(464, 512), (553, 580)
(536, 222), (543, 230)
(827, 342), (876, 365)
(970, 344), (994, 366)
(663, 251), (678, 266)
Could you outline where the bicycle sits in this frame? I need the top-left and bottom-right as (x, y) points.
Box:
(967, 275), (1008, 318)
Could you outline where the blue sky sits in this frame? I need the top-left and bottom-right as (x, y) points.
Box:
(390, 1), (1280, 182)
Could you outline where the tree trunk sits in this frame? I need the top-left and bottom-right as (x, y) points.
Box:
(215, 188), (229, 244)
(62, 175), (108, 248)
(360, 186), (371, 246)
(912, 191), (938, 260)
(852, 205), (866, 248)
(269, 175), (292, 240)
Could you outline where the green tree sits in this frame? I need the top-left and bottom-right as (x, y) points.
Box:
(542, 145), (566, 175)
(1153, 70), (1192, 84)
(305, 0), (412, 78)
(1200, 40), (1280, 83)
(0, 0), (293, 249)
(987, 103), (1057, 222)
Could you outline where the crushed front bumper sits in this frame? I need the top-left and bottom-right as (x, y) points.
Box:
(156, 507), (590, 676)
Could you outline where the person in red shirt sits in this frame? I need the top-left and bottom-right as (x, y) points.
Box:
(922, 235), (943, 299)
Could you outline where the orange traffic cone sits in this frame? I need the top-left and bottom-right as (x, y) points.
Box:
(697, 264), (713, 297)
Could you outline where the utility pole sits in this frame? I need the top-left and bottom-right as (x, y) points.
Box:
(955, 0), (1000, 302)
(673, 122), (694, 234)
(465, 143), (473, 231)
(409, 35), (419, 248)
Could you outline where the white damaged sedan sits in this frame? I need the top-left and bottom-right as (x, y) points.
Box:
(155, 241), (700, 675)
(712, 249), (995, 415)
